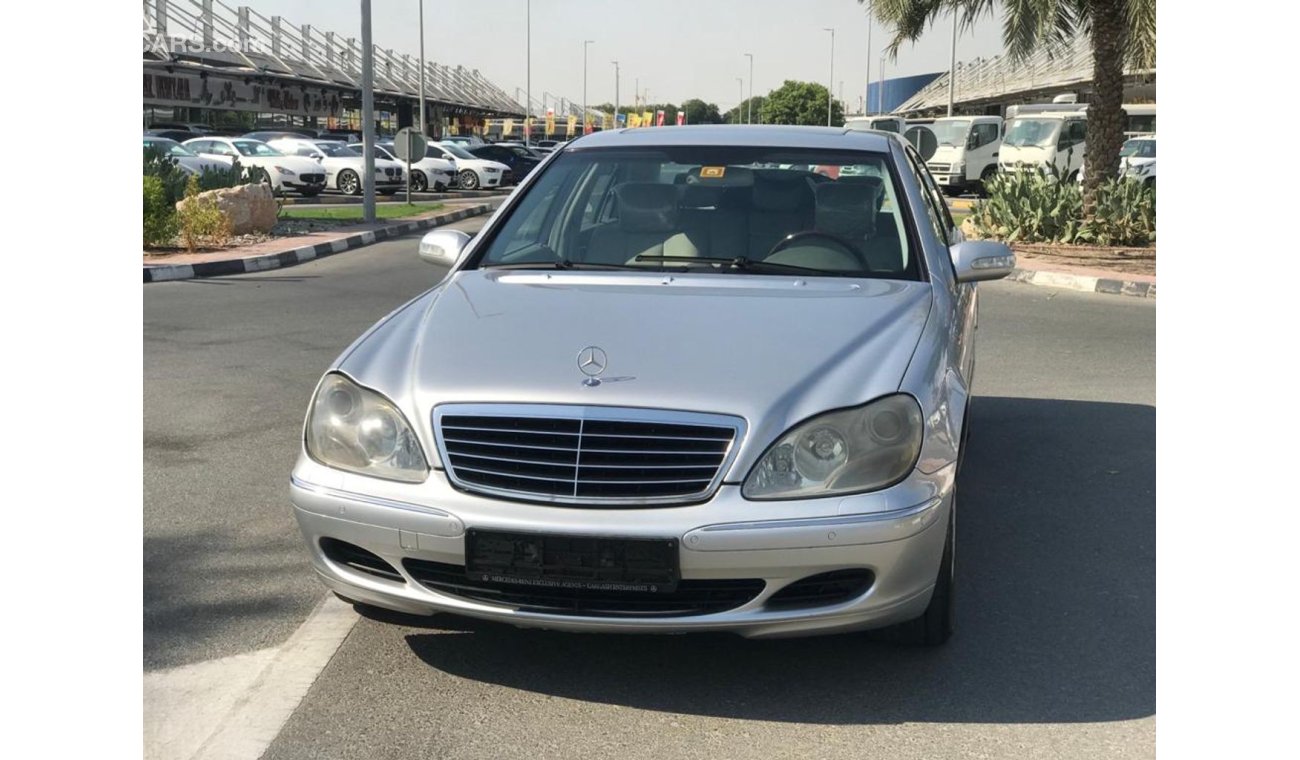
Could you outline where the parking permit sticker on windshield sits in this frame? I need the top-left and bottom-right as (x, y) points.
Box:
(700, 166), (726, 179)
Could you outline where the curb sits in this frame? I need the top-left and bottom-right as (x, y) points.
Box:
(277, 189), (511, 205)
(144, 204), (492, 284)
(1007, 267), (1155, 299)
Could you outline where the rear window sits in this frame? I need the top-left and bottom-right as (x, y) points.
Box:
(470, 146), (919, 280)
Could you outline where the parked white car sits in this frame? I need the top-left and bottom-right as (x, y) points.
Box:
(144, 136), (234, 176)
(267, 138), (405, 196)
(427, 142), (511, 190)
(351, 142), (454, 192)
(923, 116), (1003, 196)
(181, 136), (327, 195)
(1079, 135), (1156, 190)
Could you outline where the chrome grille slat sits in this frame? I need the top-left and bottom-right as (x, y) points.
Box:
(435, 405), (744, 506)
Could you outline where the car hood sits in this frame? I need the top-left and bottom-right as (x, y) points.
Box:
(321, 156), (401, 170)
(929, 144), (965, 163)
(338, 270), (933, 468)
(458, 158), (508, 172)
(238, 154), (319, 173)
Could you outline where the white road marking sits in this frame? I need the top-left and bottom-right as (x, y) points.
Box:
(144, 595), (358, 760)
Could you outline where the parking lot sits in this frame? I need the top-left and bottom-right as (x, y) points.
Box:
(144, 217), (1154, 759)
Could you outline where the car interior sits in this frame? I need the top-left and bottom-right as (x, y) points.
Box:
(480, 154), (913, 278)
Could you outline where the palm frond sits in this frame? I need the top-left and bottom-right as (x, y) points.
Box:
(1125, 0), (1157, 69)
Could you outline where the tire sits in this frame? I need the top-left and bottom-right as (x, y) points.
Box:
(338, 169), (360, 196)
(411, 170), (428, 192)
(458, 169), (480, 190)
(979, 166), (998, 197)
(894, 494), (955, 646)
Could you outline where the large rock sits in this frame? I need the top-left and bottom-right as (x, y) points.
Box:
(176, 183), (278, 234)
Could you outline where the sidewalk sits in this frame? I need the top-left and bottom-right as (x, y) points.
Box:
(143, 201), (495, 283)
(1009, 255), (1155, 298)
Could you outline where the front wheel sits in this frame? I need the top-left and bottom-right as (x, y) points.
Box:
(894, 495), (955, 646)
(458, 169), (480, 190)
(411, 170), (428, 192)
(338, 169), (360, 196)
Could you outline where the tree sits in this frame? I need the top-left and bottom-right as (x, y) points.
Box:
(864, 0), (1155, 215)
(679, 98), (723, 125)
(723, 96), (767, 125)
(760, 81), (843, 126)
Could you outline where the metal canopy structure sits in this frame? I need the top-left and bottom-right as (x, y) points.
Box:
(891, 35), (1155, 116)
(143, 0), (523, 118)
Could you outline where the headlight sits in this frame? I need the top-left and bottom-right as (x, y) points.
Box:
(484, 167), (499, 173)
(305, 373), (428, 483)
(273, 166), (295, 176)
(742, 394), (923, 500)
(951, 160), (966, 176)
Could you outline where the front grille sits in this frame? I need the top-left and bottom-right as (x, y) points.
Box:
(435, 405), (742, 505)
(765, 569), (874, 610)
(300, 173), (324, 183)
(319, 538), (405, 583)
(384, 167), (397, 177)
(927, 163), (951, 173)
(501, 170), (513, 185)
(404, 559), (763, 617)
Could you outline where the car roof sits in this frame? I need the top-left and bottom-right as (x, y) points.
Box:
(568, 125), (896, 151)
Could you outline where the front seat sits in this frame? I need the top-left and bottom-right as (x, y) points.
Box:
(586, 183), (701, 265)
(809, 182), (905, 273)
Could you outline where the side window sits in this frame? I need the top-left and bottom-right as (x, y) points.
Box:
(903, 145), (953, 246)
(210, 142), (237, 157)
(1061, 121), (1086, 147)
(186, 140), (210, 153)
(976, 123), (999, 148)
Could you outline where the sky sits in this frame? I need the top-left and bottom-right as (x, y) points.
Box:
(232, 0), (1008, 112)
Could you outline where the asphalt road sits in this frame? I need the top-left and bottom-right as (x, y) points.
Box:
(144, 226), (1154, 758)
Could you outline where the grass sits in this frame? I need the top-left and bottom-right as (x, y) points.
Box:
(950, 210), (970, 228)
(279, 202), (445, 221)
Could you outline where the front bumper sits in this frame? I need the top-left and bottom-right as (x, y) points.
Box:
(289, 462), (953, 638)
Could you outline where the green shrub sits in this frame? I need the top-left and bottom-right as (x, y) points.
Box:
(143, 175), (177, 247)
(969, 165), (1155, 247)
(177, 175), (232, 252)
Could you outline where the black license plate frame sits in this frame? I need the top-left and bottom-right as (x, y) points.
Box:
(465, 529), (680, 594)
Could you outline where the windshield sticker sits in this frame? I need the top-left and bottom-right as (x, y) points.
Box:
(700, 166), (726, 179)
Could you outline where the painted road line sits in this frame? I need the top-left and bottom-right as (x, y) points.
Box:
(144, 594), (358, 760)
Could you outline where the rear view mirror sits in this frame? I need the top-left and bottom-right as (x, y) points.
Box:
(418, 229), (472, 268)
(950, 240), (1015, 283)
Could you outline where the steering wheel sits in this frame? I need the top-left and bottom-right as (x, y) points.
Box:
(764, 231), (874, 272)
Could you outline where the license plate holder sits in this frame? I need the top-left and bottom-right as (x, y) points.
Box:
(465, 529), (679, 594)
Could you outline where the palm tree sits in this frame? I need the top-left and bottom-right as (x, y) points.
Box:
(864, 0), (1155, 215)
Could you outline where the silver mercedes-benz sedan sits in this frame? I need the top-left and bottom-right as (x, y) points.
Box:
(290, 125), (1014, 645)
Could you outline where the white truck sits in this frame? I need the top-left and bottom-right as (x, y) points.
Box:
(997, 107), (1088, 182)
(844, 115), (906, 134)
(921, 115), (1004, 196)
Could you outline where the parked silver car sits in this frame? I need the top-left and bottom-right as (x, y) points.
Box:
(291, 126), (1014, 645)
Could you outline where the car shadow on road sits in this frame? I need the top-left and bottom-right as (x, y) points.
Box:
(398, 396), (1155, 725)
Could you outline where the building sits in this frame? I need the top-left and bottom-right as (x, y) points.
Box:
(142, 0), (523, 136)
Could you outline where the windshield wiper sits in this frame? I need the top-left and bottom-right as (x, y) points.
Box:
(481, 259), (642, 271)
(635, 255), (838, 276)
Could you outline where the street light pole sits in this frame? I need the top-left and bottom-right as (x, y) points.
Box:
(878, 52), (886, 114)
(360, 0), (375, 223)
(865, 0), (873, 115)
(823, 27), (835, 126)
(583, 40), (593, 134)
(612, 60), (620, 128)
(417, 0), (426, 134)
(736, 77), (743, 124)
(525, 0), (531, 146)
(947, 9), (958, 117)
(744, 52), (753, 124)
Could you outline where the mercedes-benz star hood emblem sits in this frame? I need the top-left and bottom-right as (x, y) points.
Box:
(577, 346), (608, 385)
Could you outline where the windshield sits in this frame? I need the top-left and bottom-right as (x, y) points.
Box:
(1002, 118), (1061, 148)
(1120, 139), (1155, 159)
(314, 142), (359, 157)
(231, 140), (283, 157)
(930, 119), (972, 147)
(470, 147), (918, 280)
(144, 138), (196, 158)
(439, 143), (476, 160)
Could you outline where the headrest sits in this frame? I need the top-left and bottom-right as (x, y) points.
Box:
(615, 183), (678, 232)
(814, 182), (882, 239)
(838, 174), (887, 210)
(752, 174), (813, 212)
(684, 165), (754, 188)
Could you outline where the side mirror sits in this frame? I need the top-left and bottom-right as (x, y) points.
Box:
(950, 240), (1015, 283)
(418, 229), (472, 268)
